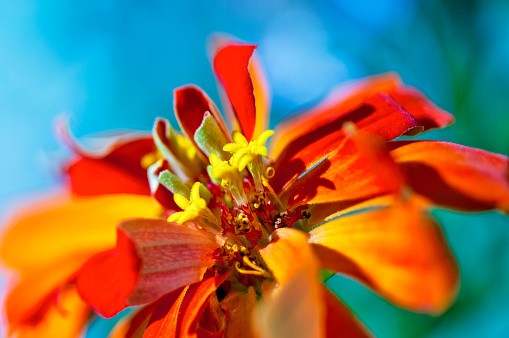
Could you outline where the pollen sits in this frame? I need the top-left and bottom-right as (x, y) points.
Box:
(223, 130), (274, 191)
(168, 182), (222, 234)
(209, 153), (248, 205)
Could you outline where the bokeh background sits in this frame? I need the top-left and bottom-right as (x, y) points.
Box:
(1, 0), (509, 337)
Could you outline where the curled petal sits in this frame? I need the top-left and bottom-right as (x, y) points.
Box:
(270, 94), (418, 193)
(66, 136), (154, 196)
(174, 85), (230, 155)
(309, 200), (459, 314)
(279, 132), (404, 210)
(390, 140), (509, 212)
(270, 72), (453, 163)
(214, 43), (258, 141)
(76, 219), (223, 318)
(258, 230), (324, 338)
(144, 273), (229, 337)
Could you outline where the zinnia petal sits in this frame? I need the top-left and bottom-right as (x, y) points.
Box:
(390, 140), (509, 212)
(249, 51), (271, 140)
(174, 85), (230, 152)
(322, 286), (372, 338)
(4, 254), (90, 330)
(270, 72), (453, 162)
(213, 43), (258, 141)
(1, 193), (159, 273)
(258, 230), (324, 338)
(220, 287), (258, 338)
(76, 219), (223, 317)
(11, 287), (90, 338)
(309, 200), (459, 314)
(144, 273), (229, 337)
(270, 94), (418, 193)
(65, 136), (154, 196)
(279, 132), (404, 210)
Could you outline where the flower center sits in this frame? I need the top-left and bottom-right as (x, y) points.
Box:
(164, 129), (310, 289)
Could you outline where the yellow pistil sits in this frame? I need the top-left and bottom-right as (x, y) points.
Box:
(235, 256), (272, 278)
(168, 182), (221, 234)
(209, 153), (248, 206)
(223, 130), (274, 191)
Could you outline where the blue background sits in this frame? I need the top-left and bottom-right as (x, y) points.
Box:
(1, 0), (509, 336)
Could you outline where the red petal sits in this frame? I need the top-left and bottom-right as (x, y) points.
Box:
(67, 157), (150, 196)
(76, 232), (140, 318)
(66, 136), (154, 196)
(143, 286), (188, 338)
(390, 140), (509, 211)
(279, 132), (404, 210)
(270, 94), (418, 193)
(213, 43), (257, 141)
(390, 85), (454, 132)
(309, 200), (459, 314)
(174, 85), (229, 150)
(322, 286), (372, 338)
(76, 219), (222, 318)
(144, 273), (229, 337)
(270, 72), (453, 163)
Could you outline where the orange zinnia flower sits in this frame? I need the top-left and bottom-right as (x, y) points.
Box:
(2, 40), (509, 337)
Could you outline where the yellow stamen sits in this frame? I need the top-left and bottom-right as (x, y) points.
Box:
(208, 153), (248, 205)
(223, 130), (274, 191)
(168, 182), (221, 234)
(234, 256), (272, 278)
(262, 177), (283, 210)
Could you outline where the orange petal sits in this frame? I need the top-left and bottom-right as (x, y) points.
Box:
(12, 286), (90, 338)
(258, 230), (324, 338)
(390, 140), (509, 212)
(279, 132), (404, 210)
(1, 193), (160, 273)
(5, 254), (90, 330)
(270, 94), (417, 193)
(322, 286), (372, 338)
(270, 72), (453, 162)
(259, 228), (317, 285)
(249, 52), (271, 139)
(145, 273), (229, 337)
(213, 43), (258, 141)
(220, 287), (257, 338)
(76, 219), (222, 318)
(309, 200), (459, 314)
